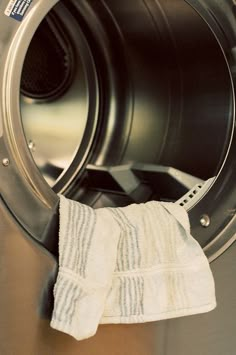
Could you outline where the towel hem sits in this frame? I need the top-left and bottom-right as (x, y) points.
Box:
(50, 301), (216, 340)
(100, 301), (217, 323)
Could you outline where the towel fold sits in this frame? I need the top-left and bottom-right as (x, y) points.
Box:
(50, 195), (216, 341)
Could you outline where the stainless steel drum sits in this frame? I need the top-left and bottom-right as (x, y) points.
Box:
(0, 0), (236, 354)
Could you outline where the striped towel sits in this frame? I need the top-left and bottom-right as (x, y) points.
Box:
(50, 195), (216, 341)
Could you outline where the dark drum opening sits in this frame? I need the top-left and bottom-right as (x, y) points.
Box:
(20, 0), (233, 207)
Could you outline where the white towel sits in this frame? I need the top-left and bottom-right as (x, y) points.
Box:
(50, 195), (216, 341)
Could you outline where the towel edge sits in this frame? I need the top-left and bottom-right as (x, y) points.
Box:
(100, 301), (217, 324)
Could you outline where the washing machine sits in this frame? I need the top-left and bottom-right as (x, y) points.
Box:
(0, 0), (236, 354)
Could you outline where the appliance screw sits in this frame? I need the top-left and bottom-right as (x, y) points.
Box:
(200, 215), (210, 228)
(28, 140), (36, 152)
(2, 158), (10, 167)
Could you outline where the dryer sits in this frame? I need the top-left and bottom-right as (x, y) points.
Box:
(0, 0), (235, 354)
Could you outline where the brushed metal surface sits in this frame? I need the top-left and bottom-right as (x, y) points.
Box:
(0, 0), (236, 353)
(1, 0), (234, 252)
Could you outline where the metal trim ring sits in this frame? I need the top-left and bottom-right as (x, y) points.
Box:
(0, 0), (235, 262)
(0, 0), (99, 241)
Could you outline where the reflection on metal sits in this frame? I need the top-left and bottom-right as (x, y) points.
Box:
(200, 214), (211, 228)
(0, 0), (235, 259)
(21, 4), (98, 188)
(28, 140), (36, 152)
(0, 0), (236, 354)
(20, 0), (234, 192)
(21, 60), (89, 186)
(2, 158), (10, 167)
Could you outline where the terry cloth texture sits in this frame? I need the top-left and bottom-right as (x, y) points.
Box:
(50, 195), (216, 341)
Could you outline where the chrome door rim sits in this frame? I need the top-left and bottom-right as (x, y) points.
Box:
(0, 0), (235, 261)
